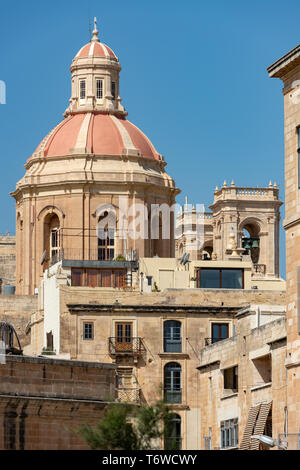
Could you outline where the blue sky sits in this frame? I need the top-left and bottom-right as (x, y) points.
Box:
(1, 0), (298, 277)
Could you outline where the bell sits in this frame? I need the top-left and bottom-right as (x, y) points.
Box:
(243, 241), (251, 250)
(252, 240), (259, 248)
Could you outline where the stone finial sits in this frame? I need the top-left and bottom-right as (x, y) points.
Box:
(223, 180), (227, 187)
(92, 17), (100, 42)
(231, 179), (235, 187)
(215, 185), (218, 191)
(269, 181), (273, 188)
(274, 182), (277, 188)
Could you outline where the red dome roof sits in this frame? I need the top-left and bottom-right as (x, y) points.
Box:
(31, 113), (160, 161)
(75, 41), (117, 60)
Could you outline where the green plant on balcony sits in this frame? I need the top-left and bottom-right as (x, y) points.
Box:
(115, 254), (126, 261)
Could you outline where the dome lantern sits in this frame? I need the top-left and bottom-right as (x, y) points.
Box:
(65, 17), (126, 118)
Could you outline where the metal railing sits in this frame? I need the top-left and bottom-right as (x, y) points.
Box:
(49, 248), (139, 266)
(108, 337), (145, 356)
(164, 389), (182, 404)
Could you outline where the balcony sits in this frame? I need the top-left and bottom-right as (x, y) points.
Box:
(49, 248), (138, 267)
(164, 389), (182, 404)
(108, 337), (145, 357)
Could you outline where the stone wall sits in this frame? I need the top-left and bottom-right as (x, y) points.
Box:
(0, 235), (16, 293)
(0, 295), (38, 349)
(0, 355), (115, 450)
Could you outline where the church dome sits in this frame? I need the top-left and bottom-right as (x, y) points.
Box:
(27, 18), (163, 163)
(30, 113), (161, 161)
(75, 41), (117, 60)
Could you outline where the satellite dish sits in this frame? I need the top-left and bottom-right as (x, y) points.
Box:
(40, 250), (47, 265)
(179, 254), (186, 265)
(183, 253), (190, 265)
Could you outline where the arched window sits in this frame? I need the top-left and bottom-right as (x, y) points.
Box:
(164, 413), (182, 450)
(164, 321), (181, 353)
(44, 213), (60, 265)
(164, 362), (182, 404)
(97, 211), (115, 260)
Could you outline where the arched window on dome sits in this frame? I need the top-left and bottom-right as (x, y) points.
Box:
(79, 79), (86, 102)
(111, 81), (116, 100)
(97, 211), (115, 261)
(44, 213), (61, 267)
(96, 79), (103, 100)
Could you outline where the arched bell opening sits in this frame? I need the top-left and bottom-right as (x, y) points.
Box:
(241, 221), (260, 264)
(200, 240), (213, 260)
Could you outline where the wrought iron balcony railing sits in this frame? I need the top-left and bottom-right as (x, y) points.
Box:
(163, 389), (182, 404)
(108, 337), (145, 356)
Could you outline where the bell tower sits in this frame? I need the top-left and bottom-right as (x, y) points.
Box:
(209, 181), (283, 279)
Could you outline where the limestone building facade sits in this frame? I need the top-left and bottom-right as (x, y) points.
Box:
(2, 21), (291, 451)
(268, 43), (300, 442)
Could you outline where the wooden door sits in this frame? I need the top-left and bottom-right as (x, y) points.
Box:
(86, 269), (98, 288)
(100, 270), (113, 287)
(115, 322), (133, 351)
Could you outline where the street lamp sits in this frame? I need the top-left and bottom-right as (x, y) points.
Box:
(251, 435), (287, 449)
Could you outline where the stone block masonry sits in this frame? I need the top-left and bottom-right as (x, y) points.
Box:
(0, 355), (116, 450)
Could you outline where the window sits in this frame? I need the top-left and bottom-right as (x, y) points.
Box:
(98, 228), (115, 260)
(164, 414), (182, 450)
(211, 323), (229, 343)
(164, 320), (181, 353)
(252, 354), (272, 386)
(224, 366), (238, 391)
(83, 322), (93, 340)
(164, 362), (182, 404)
(50, 228), (60, 260)
(111, 81), (116, 99)
(80, 80), (86, 100)
(44, 213), (60, 266)
(220, 418), (238, 449)
(115, 322), (132, 352)
(197, 268), (243, 289)
(96, 79), (103, 99)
